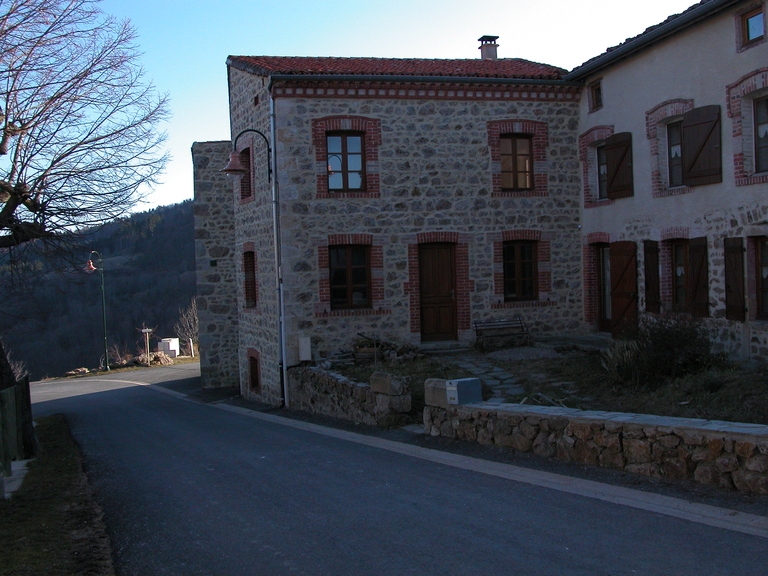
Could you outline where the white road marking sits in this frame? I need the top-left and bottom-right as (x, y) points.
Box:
(98, 378), (768, 539)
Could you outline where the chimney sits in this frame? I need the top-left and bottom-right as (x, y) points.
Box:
(478, 35), (499, 60)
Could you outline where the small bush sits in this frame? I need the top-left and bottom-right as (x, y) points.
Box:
(602, 314), (727, 389)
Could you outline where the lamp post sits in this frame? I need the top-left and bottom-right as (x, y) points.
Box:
(220, 128), (272, 182)
(84, 251), (109, 371)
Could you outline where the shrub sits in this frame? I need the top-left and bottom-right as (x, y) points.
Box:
(601, 314), (726, 389)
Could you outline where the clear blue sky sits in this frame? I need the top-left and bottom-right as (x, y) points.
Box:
(99, 0), (698, 210)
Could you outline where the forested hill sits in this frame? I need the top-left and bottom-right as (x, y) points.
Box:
(0, 200), (196, 380)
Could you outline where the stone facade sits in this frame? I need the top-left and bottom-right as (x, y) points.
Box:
(423, 386), (768, 494)
(273, 94), (584, 367)
(192, 141), (239, 388)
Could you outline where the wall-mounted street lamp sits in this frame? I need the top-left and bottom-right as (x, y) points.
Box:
(221, 128), (272, 182)
(84, 251), (109, 371)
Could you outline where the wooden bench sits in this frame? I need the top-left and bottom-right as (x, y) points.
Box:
(473, 316), (530, 350)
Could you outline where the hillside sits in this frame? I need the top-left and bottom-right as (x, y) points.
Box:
(0, 201), (196, 380)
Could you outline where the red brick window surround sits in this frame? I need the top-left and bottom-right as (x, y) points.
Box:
(247, 348), (261, 394)
(583, 233), (611, 324)
(239, 147), (253, 202)
(727, 68), (768, 186)
(312, 116), (382, 198)
(645, 99), (695, 197)
(315, 234), (388, 317)
(736, 3), (766, 52)
(404, 232), (474, 334)
(487, 119), (548, 197)
(579, 125), (614, 208)
(243, 242), (258, 310)
(492, 230), (553, 309)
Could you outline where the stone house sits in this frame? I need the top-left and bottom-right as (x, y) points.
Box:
(194, 38), (585, 402)
(569, 0), (768, 357)
(194, 0), (768, 402)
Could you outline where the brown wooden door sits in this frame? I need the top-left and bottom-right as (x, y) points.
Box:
(419, 243), (457, 341)
(610, 241), (638, 337)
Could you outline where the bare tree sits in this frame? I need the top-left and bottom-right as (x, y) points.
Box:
(174, 297), (198, 357)
(0, 0), (169, 251)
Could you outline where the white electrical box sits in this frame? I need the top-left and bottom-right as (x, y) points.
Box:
(445, 378), (482, 405)
(158, 338), (180, 358)
(298, 336), (312, 361)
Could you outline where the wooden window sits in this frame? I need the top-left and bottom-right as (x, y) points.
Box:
(670, 238), (709, 317)
(503, 241), (537, 301)
(756, 97), (768, 173)
(743, 7), (765, 45)
(248, 355), (261, 393)
(605, 132), (634, 199)
(243, 251), (257, 308)
(681, 105), (722, 187)
(239, 148), (252, 199)
(725, 237), (746, 321)
(596, 144), (608, 199)
(644, 240), (661, 314)
(597, 244), (612, 331)
(589, 81), (603, 111)
(327, 132), (365, 192)
(671, 240), (689, 312)
(667, 122), (684, 187)
(500, 135), (533, 191)
(756, 238), (768, 319)
(329, 245), (370, 309)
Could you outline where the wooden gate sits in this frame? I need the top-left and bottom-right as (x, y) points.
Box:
(419, 243), (457, 341)
(610, 241), (638, 337)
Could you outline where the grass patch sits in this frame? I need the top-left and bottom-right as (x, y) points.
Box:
(499, 350), (768, 425)
(332, 357), (473, 416)
(0, 415), (114, 576)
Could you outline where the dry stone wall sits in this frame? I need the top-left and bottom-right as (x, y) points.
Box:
(424, 380), (768, 494)
(192, 140), (239, 388)
(288, 368), (411, 426)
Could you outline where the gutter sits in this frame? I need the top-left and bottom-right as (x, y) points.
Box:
(269, 87), (290, 408)
(264, 73), (582, 89)
(565, 0), (742, 81)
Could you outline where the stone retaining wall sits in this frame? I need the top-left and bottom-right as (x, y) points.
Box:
(288, 368), (412, 427)
(424, 379), (768, 494)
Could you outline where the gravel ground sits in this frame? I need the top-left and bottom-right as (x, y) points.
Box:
(486, 346), (563, 362)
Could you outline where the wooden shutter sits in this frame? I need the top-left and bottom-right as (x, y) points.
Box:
(688, 237), (709, 318)
(682, 105), (721, 187)
(605, 132), (634, 199)
(610, 241), (638, 336)
(643, 240), (660, 314)
(724, 237), (745, 321)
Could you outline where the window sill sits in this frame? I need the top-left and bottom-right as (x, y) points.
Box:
(492, 189), (547, 198)
(492, 300), (556, 309)
(736, 172), (768, 186)
(585, 198), (615, 209)
(588, 105), (604, 114)
(653, 185), (693, 198)
(315, 308), (391, 317)
(738, 36), (766, 53)
(239, 196), (255, 205)
(317, 191), (380, 199)
(243, 305), (261, 314)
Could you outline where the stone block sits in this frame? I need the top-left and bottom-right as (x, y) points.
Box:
(573, 440), (600, 465)
(593, 430), (621, 452)
(370, 372), (407, 395)
(375, 393), (411, 414)
(623, 425), (646, 440)
(567, 421), (593, 440)
(708, 437), (725, 458)
(746, 454), (768, 473)
(548, 416), (570, 430)
(732, 469), (768, 494)
(624, 439), (652, 464)
(518, 419), (538, 440)
(694, 463), (721, 485)
(477, 428), (493, 446)
(658, 459), (685, 480)
(715, 454), (739, 473)
(657, 434), (681, 449)
(735, 440), (756, 459)
(679, 431), (708, 445)
(533, 431), (555, 458)
(557, 435), (575, 461)
(510, 432), (533, 453)
(424, 378), (448, 408)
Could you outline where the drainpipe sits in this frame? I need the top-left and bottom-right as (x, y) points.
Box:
(269, 85), (290, 408)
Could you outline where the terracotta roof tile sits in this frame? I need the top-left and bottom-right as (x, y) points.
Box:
(228, 56), (566, 80)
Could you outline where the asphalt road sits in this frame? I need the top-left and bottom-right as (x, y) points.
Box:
(32, 365), (768, 575)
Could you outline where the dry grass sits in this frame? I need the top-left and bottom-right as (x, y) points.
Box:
(497, 349), (768, 425)
(0, 415), (114, 576)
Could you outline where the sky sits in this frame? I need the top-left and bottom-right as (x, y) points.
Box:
(99, 0), (699, 210)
